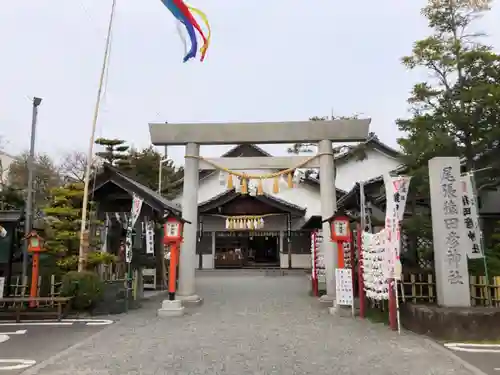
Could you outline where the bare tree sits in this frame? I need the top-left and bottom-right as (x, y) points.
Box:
(59, 151), (88, 183)
(8, 152), (62, 208)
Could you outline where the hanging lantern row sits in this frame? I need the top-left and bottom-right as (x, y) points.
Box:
(225, 216), (265, 230)
(218, 170), (304, 195)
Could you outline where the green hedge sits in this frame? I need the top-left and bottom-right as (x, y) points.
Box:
(60, 271), (104, 311)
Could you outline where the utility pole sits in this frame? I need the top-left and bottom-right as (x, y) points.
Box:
(22, 97), (42, 281)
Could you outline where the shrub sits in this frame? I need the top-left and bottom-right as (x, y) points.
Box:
(56, 252), (117, 272)
(57, 256), (78, 271)
(87, 251), (117, 268)
(61, 271), (104, 311)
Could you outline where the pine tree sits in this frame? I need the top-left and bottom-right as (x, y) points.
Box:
(43, 183), (111, 270)
(43, 183), (84, 259)
(397, 0), (500, 271)
(94, 138), (131, 168)
(397, 0), (500, 194)
(127, 146), (184, 198)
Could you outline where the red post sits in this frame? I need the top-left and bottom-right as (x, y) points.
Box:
(29, 252), (40, 308)
(336, 241), (345, 269)
(311, 231), (319, 297)
(168, 243), (179, 300)
(350, 231), (355, 298)
(26, 231), (43, 308)
(388, 280), (397, 330)
(356, 224), (365, 319)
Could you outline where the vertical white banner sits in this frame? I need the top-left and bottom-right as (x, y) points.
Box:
(461, 174), (483, 259)
(101, 213), (110, 253)
(383, 175), (412, 280)
(428, 157), (470, 307)
(126, 194), (144, 264)
(146, 221), (155, 255)
(0, 277), (5, 297)
(130, 194), (144, 228)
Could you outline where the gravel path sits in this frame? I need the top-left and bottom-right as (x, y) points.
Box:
(24, 272), (476, 375)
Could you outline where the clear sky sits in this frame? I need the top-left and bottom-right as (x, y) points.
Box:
(1, 0), (499, 166)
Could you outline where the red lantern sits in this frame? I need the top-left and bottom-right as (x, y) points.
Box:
(162, 216), (184, 301)
(330, 216), (350, 242)
(25, 231), (45, 307)
(26, 231), (44, 253)
(163, 217), (183, 244)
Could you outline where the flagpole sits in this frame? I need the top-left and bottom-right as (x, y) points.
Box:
(78, 0), (118, 272)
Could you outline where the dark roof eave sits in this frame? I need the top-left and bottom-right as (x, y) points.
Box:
(0, 210), (23, 223)
(94, 164), (185, 220)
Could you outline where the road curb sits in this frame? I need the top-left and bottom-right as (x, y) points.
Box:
(424, 338), (490, 375)
(18, 321), (118, 375)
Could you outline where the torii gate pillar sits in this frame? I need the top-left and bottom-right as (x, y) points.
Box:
(318, 140), (338, 306)
(149, 119), (370, 306)
(177, 142), (202, 304)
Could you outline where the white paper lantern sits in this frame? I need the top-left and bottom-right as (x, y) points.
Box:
(219, 171), (226, 186)
(293, 170), (302, 185)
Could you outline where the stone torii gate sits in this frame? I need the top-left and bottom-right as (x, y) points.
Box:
(149, 119), (370, 307)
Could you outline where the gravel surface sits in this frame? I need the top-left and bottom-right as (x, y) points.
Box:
(24, 273), (476, 375)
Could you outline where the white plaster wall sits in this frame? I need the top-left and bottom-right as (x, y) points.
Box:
(0, 152), (14, 187)
(175, 168), (322, 218)
(280, 250), (312, 269)
(174, 150), (403, 216)
(279, 252), (288, 268)
(202, 254), (214, 269)
(291, 254), (312, 268)
(335, 149), (402, 191)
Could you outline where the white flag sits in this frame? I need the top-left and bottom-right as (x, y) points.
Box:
(130, 194), (143, 228)
(146, 221), (155, 255)
(461, 174), (483, 259)
(126, 194), (144, 263)
(383, 175), (412, 280)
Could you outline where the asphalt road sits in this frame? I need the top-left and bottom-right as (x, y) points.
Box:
(0, 319), (114, 374)
(443, 342), (500, 375)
